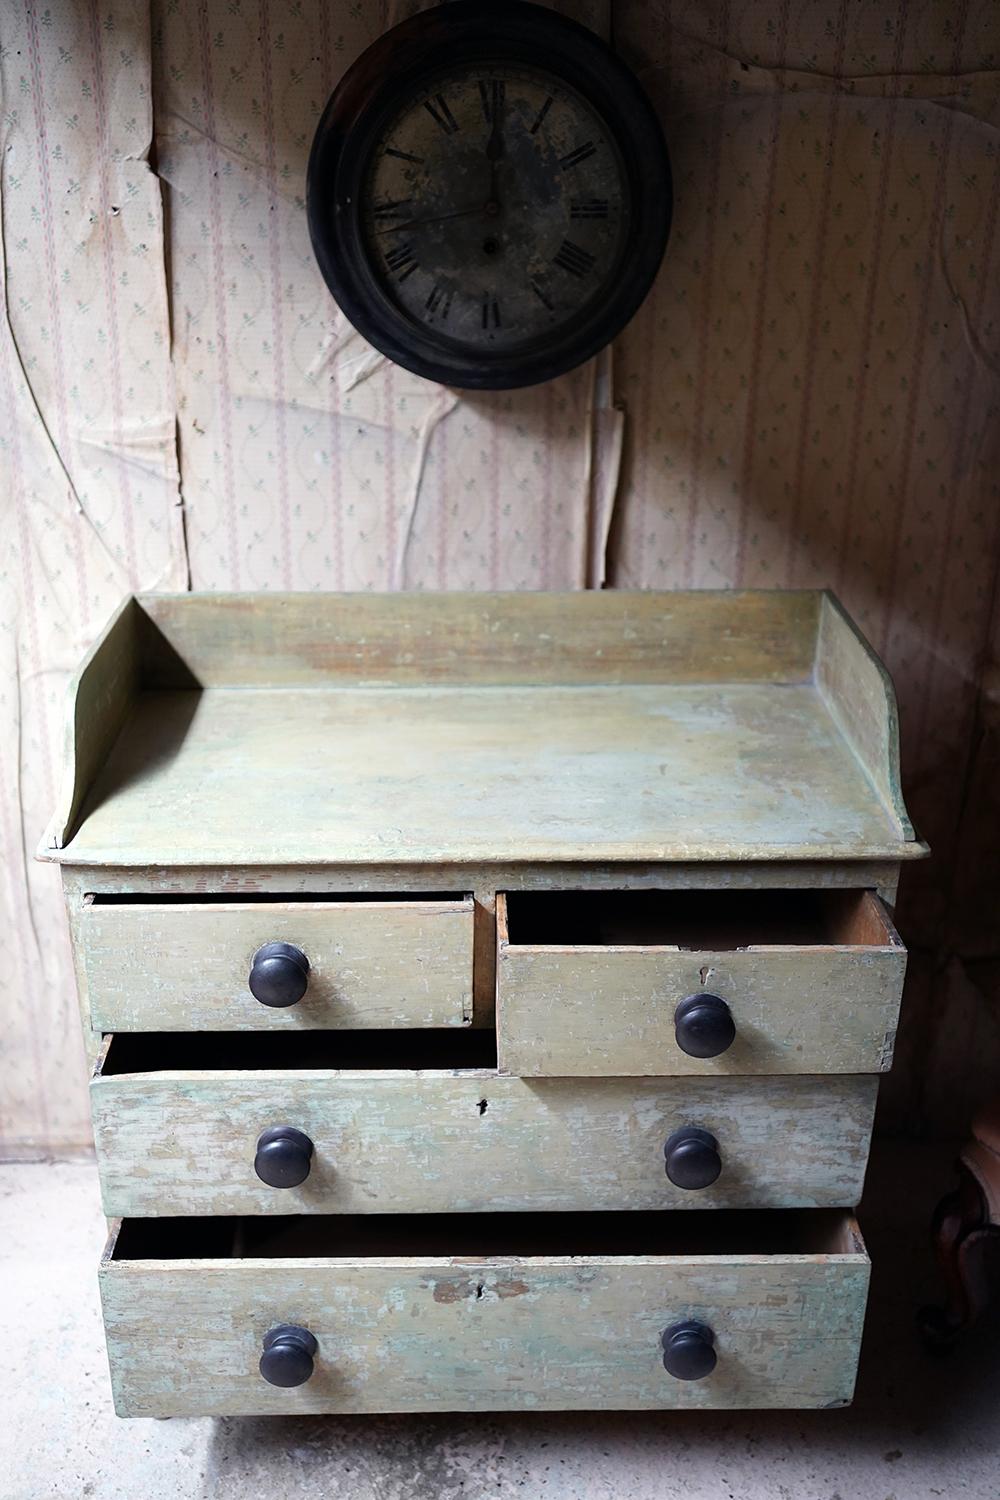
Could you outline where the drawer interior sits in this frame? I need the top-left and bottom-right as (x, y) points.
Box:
(99, 1028), (497, 1075)
(501, 887), (899, 950)
(109, 1208), (866, 1262)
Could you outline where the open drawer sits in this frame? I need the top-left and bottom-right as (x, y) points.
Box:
(78, 893), (474, 1031)
(91, 1031), (878, 1216)
(497, 888), (906, 1077)
(100, 1209), (871, 1416)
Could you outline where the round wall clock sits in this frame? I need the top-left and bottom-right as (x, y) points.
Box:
(307, 0), (671, 390)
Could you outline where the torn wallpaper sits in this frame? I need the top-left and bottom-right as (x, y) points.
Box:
(1, 0), (999, 1154)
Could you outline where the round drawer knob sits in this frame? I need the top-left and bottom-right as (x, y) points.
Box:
(249, 942), (310, 1007)
(254, 1125), (314, 1188)
(664, 1126), (721, 1190)
(674, 993), (735, 1059)
(661, 1320), (717, 1381)
(259, 1323), (318, 1387)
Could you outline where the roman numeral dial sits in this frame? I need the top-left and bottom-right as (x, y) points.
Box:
(385, 242), (418, 281)
(307, 0), (671, 390)
(361, 63), (630, 354)
(423, 95), (459, 134)
(553, 239), (597, 277)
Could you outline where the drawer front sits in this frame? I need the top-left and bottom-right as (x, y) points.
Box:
(100, 1214), (870, 1416)
(497, 890), (906, 1077)
(80, 898), (474, 1030)
(91, 1052), (878, 1215)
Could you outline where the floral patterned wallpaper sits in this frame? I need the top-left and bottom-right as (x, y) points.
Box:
(1, 0), (998, 1154)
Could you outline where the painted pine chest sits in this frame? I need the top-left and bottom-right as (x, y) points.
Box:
(41, 590), (924, 1416)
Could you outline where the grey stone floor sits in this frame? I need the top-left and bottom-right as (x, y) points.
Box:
(3, 1144), (999, 1500)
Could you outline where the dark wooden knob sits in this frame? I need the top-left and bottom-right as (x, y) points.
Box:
(661, 1320), (717, 1380)
(674, 993), (736, 1059)
(259, 1323), (318, 1387)
(254, 1125), (314, 1188)
(664, 1126), (721, 1190)
(249, 941), (310, 1007)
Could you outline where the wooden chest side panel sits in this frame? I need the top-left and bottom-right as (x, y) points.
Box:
(815, 593), (912, 839)
(44, 596), (141, 854)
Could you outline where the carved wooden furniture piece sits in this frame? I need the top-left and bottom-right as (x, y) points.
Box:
(42, 590), (923, 1416)
(920, 1103), (1000, 1346)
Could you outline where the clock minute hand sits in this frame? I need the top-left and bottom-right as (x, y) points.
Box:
(375, 203), (487, 235)
(485, 81), (505, 204)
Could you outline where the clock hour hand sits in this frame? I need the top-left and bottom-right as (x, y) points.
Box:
(375, 202), (486, 235)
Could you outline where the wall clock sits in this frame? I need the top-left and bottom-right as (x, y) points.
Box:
(307, 0), (671, 390)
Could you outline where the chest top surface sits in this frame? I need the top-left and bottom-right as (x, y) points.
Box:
(41, 590), (922, 869)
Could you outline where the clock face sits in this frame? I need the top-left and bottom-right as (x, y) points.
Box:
(360, 66), (630, 354)
(307, 1), (670, 389)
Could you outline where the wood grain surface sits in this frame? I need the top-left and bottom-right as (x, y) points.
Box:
(41, 590), (922, 865)
(90, 1059), (878, 1216)
(59, 681), (915, 867)
(138, 589), (821, 687)
(81, 898), (474, 1031)
(496, 891), (907, 1076)
(100, 1215), (870, 1416)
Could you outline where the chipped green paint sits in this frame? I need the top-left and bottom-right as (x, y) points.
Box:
(99, 1220), (871, 1417)
(90, 1060), (878, 1217)
(82, 897), (474, 1032)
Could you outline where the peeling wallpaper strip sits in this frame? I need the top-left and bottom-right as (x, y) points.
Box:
(2, 0), (1000, 1154)
(153, 0), (613, 593)
(0, 0), (184, 1155)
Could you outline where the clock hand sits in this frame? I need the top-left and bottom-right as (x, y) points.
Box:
(374, 202), (487, 235)
(485, 81), (505, 204)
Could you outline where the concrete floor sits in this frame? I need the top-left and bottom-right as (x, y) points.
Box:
(3, 1145), (999, 1500)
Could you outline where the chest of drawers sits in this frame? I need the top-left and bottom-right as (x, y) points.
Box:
(42, 589), (924, 1416)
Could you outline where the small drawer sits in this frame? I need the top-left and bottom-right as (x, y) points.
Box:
(100, 1209), (870, 1416)
(78, 893), (474, 1031)
(497, 888), (906, 1077)
(91, 1031), (877, 1216)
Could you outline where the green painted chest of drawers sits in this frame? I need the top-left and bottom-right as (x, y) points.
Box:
(42, 589), (924, 1416)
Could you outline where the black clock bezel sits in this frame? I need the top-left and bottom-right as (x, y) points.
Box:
(306, 0), (672, 391)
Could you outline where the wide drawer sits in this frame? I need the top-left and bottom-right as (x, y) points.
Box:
(91, 1031), (878, 1216)
(78, 894), (474, 1030)
(100, 1209), (870, 1416)
(497, 888), (906, 1076)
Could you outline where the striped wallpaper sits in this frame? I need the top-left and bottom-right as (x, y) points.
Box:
(1, 0), (998, 1153)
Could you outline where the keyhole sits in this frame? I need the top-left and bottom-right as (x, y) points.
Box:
(482, 237), (499, 256)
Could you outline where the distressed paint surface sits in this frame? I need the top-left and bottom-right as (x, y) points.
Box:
(815, 595), (913, 840)
(42, 590), (921, 866)
(99, 1238), (870, 1417)
(136, 589), (822, 689)
(63, 859), (904, 1034)
(497, 895), (907, 1077)
(46, 588), (912, 1411)
(45, 596), (141, 853)
(81, 898), (474, 1032)
(60, 860), (905, 900)
(90, 1064), (878, 1217)
(60, 681), (912, 869)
